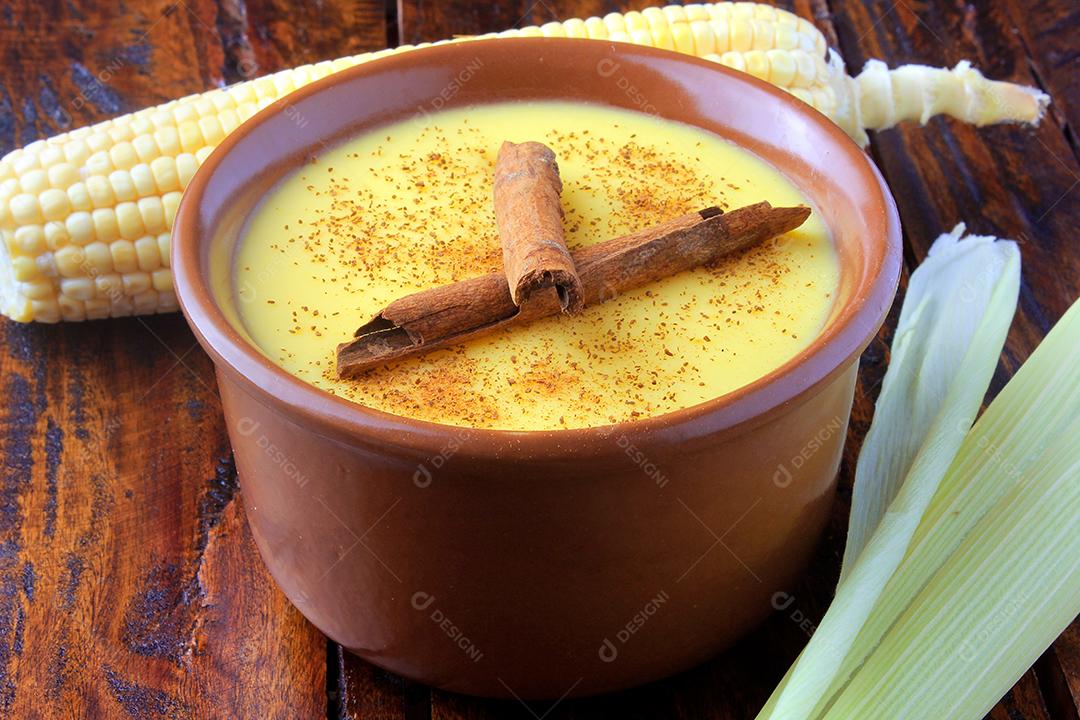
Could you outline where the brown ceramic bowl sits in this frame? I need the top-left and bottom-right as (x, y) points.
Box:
(173, 38), (900, 699)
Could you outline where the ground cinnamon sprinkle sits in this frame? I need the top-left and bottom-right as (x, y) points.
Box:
(238, 102), (836, 430)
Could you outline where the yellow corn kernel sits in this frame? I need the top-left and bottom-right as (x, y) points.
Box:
(643, 8), (675, 50)
(43, 221), (70, 251)
(690, 20), (716, 55)
(91, 208), (120, 244)
(789, 86), (814, 107)
(85, 150), (113, 177)
(135, 235), (162, 271)
(130, 164), (157, 198)
(218, 109), (242, 135)
(154, 126), (181, 156)
(132, 289), (158, 313)
(54, 245), (86, 278)
(22, 279), (54, 300)
(94, 273), (122, 300)
(10, 194), (43, 225)
(150, 156), (180, 193)
(0, 177), (17, 200)
(39, 188), (72, 222)
(108, 294), (133, 317)
(718, 50), (747, 73)
(192, 97), (217, 119)
(83, 242), (113, 275)
(18, 168), (48, 194)
(47, 162), (80, 191)
(107, 123), (134, 144)
(116, 202), (145, 242)
(121, 271), (151, 295)
(584, 16), (608, 39)
(132, 133), (160, 163)
(208, 89), (236, 112)
(766, 48), (798, 87)
(12, 256), (41, 281)
(197, 116), (225, 147)
(84, 297), (111, 320)
(562, 18), (588, 38)
(109, 170), (138, 203)
(61, 277), (95, 301)
(109, 141), (139, 171)
(58, 295), (86, 322)
(157, 289), (179, 312)
(13, 226), (45, 255)
(540, 21), (567, 38)
(31, 298), (61, 323)
(156, 232), (171, 268)
(62, 139), (91, 166)
(162, 193), (181, 231)
(110, 239), (138, 274)
(177, 121), (204, 154)
(137, 197), (166, 235)
(172, 103), (198, 125)
(85, 175), (116, 208)
(794, 50), (818, 87)
(671, 21), (697, 54)
(66, 182), (93, 212)
(775, 24), (799, 51)
(37, 146), (64, 169)
(85, 132), (111, 153)
(236, 102), (260, 122)
(730, 16), (753, 51)
(66, 212), (95, 245)
(176, 154), (198, 189)
(151, 268), (172, 291)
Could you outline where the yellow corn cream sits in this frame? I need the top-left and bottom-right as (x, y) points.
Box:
(233, 101), (839, 430)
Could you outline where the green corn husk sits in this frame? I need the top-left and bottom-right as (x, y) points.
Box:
(761, 226), (1021, 719)
(759, 227), (1080, 720)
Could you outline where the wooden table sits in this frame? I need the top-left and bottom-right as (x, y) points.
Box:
(0, 1), (1076, 718)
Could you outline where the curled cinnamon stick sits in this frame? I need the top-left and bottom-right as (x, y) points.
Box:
(494, 141), (584, 314)
(336, 202), (810, 378)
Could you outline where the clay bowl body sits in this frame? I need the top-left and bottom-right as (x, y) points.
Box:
(173, 38), (901, 699)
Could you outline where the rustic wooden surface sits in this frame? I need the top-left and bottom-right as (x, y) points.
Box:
(0, 0), (1077, 718)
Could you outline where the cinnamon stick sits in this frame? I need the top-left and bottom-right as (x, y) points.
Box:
(336, 202), (810, 378)
(494, 141), (584, 314)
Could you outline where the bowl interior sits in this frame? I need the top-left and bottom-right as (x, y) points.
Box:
(174, 38), (900, 454)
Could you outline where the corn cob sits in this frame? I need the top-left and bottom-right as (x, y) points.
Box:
(0, 2), (1048, 322)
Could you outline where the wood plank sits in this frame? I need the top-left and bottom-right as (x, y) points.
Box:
(1001, 0), (1080, 161)
(0, 2), (386, 717)
(397, 0), (669, 45)
(337, 646), (432, 720)
(377, 1), (1079, 719)
(0, 315), (324, 718)
(986, 671), (1052, 720)
(1044, 623), (1080, 717)
(0, 0), (388, 154)
(823, 0), (1080, 718)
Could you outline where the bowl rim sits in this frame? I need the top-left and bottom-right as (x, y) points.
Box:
(173, 37), (902, 460)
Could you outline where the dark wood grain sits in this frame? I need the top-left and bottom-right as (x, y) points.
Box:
(0, 0), (387, 151)
(802, 0), (1080, 718)
(0, 0), (1076, 718)
(378, 1), (1080, 719)
(0, 315), (326, 718)
(1049, 623), (1080, 716)
(0, 1), (388, 718)
(1001, 0), (1080, 162)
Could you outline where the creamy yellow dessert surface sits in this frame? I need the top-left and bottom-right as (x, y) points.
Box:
(233, 101), (839, 430)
